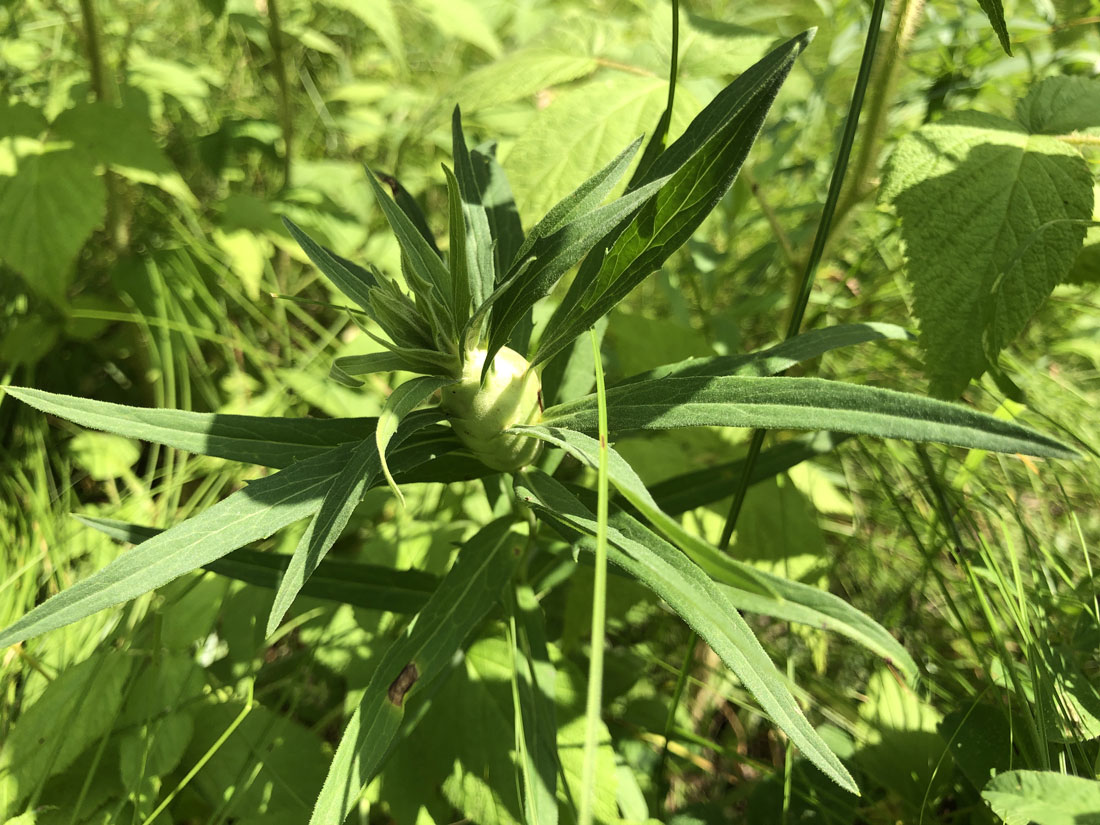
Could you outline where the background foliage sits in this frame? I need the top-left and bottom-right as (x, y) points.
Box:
(1, 0), (1099, 822)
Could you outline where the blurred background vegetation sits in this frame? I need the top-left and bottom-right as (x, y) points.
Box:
(1, 0), (1098, 822)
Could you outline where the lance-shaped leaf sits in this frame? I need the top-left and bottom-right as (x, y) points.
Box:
(451, 107), (495, 311)
(4, 386), (372, 468)
(512, 425), (776, 596)
(283, 217), (377, 312)
(540, 376), (1078, 459)
(365, 276), (439, 353)
(650, 431), (853, 515)
(366, 166), (455, 337)
(515, 472), (858, 794)
(535, 31), (814, 367)
(510, 584), (558, 825)
(616, 322), (913, 385)
(309, 517), (524, 825)
(0, 447), (348, 649)
(76, 516), (439, 614)
(483, 172), (670, 372)
(521, 470), (915, 676)
(471, 141), (524, 282)
(444, 164), (472, 332)
(376, 376), (456, 506)
(267, 439), (381, 636)
(375, 171), (442, 256)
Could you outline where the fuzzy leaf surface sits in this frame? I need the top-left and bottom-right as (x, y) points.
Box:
(982, 770), (1100, 825)
(77, 516), (440, 614)
(4, 386), (372, 467)
(881, 111), (1093, 397)
(540, 376), (1077, 459)
(267, 438), (382, 635)
(0, 447), (348, 648)
(284, 217), (377, 312)
(310, 517), (523, 824)
(1016, 76), (1100, 134)
(616, 322), (913, 384)
(516, 471), (858, 794)
(536, 31), (813, 366)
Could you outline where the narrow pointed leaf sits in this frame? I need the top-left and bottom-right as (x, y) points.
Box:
(540, 377), (1078, 459)
(515, 472), (858, 794)
(511, 584), (558, 825)
(484, 173), (670, 370)
(333, 350), (455, 380)
(616, 322), (913, 384)
(443, 164), (472, 331)
(4, 386), (372, 468)
(471, 142), (524, 280)
(536, 31), (814, 366)
(267, 438), (382, 635)
(601, 499), (917, 678)
(309, 517), (524, 825)
(376, 376), (455, 505)
(375, 171), (442, 256)
(0, 447), (347, 649)
(650, 431), (853, 515)
(511, 136), (644, 267)
(522, 471), (914, 676)
(512, 425), (777, 596)
(75, 516), (439, 614)
(452, 107), (495, 309)
(283, 217), (377, 311)
(366, 167), (454, 333)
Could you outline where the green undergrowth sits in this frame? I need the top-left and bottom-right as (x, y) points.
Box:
(1, 0), (1099, 823)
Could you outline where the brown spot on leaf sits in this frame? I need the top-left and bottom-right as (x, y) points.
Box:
(387, 662), (419, 707)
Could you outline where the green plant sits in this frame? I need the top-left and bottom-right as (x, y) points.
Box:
(0, 17), (1086, 825)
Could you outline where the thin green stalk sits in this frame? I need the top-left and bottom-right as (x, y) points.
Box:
(718, 0), (889, 550)
(266, 0), (293, 189)
(579, 328), (610, 825)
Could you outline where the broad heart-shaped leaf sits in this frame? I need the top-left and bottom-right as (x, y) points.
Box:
(534, 30), (813, 368)
(309, 517), (524, 825)
(1016, 76), (1100, 135)
(483, 173), (670, 370)
(539, 376), (1078, 459)
(76, 516), (440, 614)
(616, 322), (913, 384)
(982, 770), (1100, 825)
(881, 110), (1093, 398)
(3, 386), (372, 468)
(283, 217), (377, 312)
(0, 145), (106, 305)
(517, 471), (915, 678)
(0, 446), (348, 649)
(976, 0), (1012, 55)
(650, 431), (853, 515)
(376, 376), (456, 505)
(514, 472), (859, 795)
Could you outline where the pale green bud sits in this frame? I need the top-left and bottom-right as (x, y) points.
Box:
(440, 346), (542, 472)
